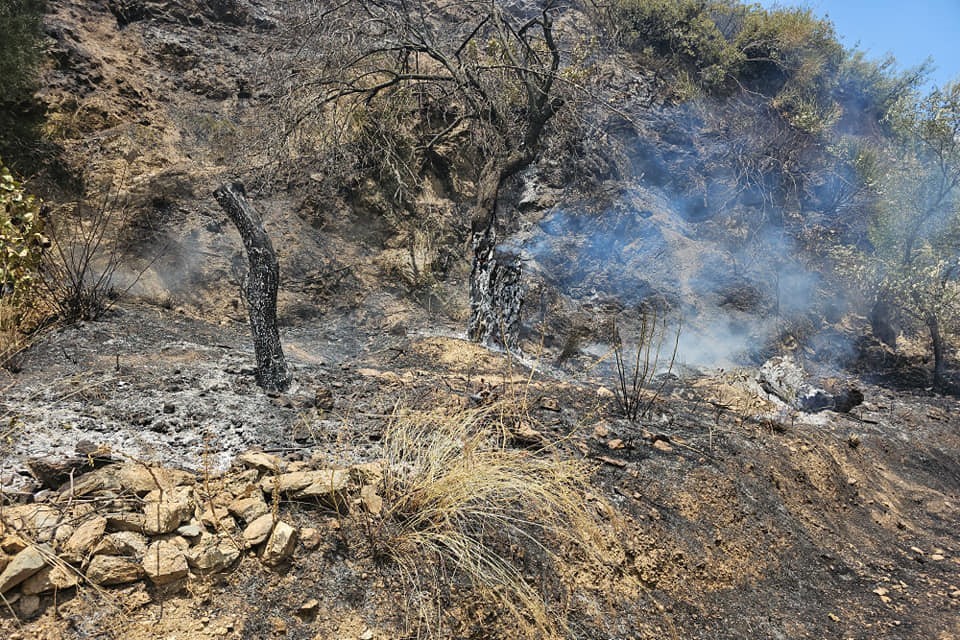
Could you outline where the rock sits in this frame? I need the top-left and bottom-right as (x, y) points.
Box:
(607, 438), (625, 450)
(593, 423), (610, 438)
(200, 504), (235, 529)
(359, 629), (374, 640)
(186, 535), (241, 574)
(0, 546), (48, 594)
(237, 451), (284, 473)
(28, 454), (111, 489)
(261, 521), (297, 565)
(106, 512), (147, 533)
(359, 485), (383, 515)
(177, 523), (203, 538)
(69, 463), (195, 497)
(2, 505), (61, 542)
(314, 386), (335, 411)
(21, 564), (79, 595)
(833, 387), (864, 413)
(92, 532), (148, 558)
(798, 388), (833, 413)
(143, 502), (189, 535)
(61, 515), (107, 563)
(143, 487), (194, 535)
(143, 539), (189, 585)
(17, 593), (40, 618)
(299, 527), (322, 550)
(298, 598), (319, 614)
(54, 523), (76, 547)
(652, 439), (673, 453)
(1, 535), (28, 554)
(228, 496), (270, 523)
(539, 397), (561, 412)
(348, 462), (384, 485)
(86, 555), (144, 586)
(223, 469), (261, 496)
(261, 470), (349, 506)
(242, 514), (275, 547)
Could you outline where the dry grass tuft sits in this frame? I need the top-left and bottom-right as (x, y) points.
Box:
(364, 403), (613, 639)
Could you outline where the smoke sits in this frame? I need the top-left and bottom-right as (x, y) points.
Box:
(512, 130), (849, 369)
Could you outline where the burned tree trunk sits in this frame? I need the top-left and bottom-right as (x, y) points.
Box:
(214, 182), (290, 392)
(468, 226), (522, 349)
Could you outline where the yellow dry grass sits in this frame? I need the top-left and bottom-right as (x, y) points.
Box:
(368, 402), (612, 639)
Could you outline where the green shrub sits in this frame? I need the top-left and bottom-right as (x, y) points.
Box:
(613, 0), (741, 89)
(0, 0), (46, 106)
(0, 160), (46, 302)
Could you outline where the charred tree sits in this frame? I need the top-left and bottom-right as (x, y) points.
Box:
(214, 182), (290, 392)
(469, 227), (522, 349)
(263, 1), (567, 350)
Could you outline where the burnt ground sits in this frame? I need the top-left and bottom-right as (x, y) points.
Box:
(1, 300), (959, 639)
(1, 1), (958, 637)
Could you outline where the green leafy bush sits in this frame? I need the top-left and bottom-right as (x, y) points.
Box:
(0, 0), (46, 106)
(612, 0), (740, 89)
(0, 160), (47, 302)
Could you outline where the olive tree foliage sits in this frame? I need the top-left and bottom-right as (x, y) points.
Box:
(0, 0), (45, 106)
(259, 0), (574, 345)
(0, 0), (46, 161)
(867, 82), (960, 386)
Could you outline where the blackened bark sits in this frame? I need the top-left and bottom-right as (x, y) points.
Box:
(214, 182), (290, 392)
(468, 226), (522, 349)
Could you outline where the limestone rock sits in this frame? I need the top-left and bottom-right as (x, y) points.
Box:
(0, 545), (48, 594)
(86, 554), (144, 585)
(118, 464), (195, 494)
(2, 505), (61, 542)
(1, 535), (28, 554)
(177, 523), (203, 539)
(349, 461), (384, 485)
(143, 503), (187, 535)
(238, 451), (284, 473)
(186, 535), (241, 574)
(92, 532), (148, 558)
(259, 469), (348, 498)
(21, 564), (79, 595)
(69, 463), (194, 497)
(143, 538), (189, 585)
(299, 527), (322, 550)
(261, 521), (297, 565)
(200, 504), (235, 530)
(61, 515), (107, 563)
(142, 487), (194, 536)
(359, 485), (383, 515)
(228, 496), (270, 523)
(17, 593), (40, 618)
(242, 514), (274, 547)
(106, 512), (147, 533)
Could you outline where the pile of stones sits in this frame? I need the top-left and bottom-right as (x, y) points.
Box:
(0, 451), (385, 619)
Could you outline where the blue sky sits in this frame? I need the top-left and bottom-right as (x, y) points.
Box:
(756, 0), (960, 91)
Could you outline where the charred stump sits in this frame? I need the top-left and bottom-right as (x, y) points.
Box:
(468, 227), (522, 349)
(214, 182), (290, 392)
